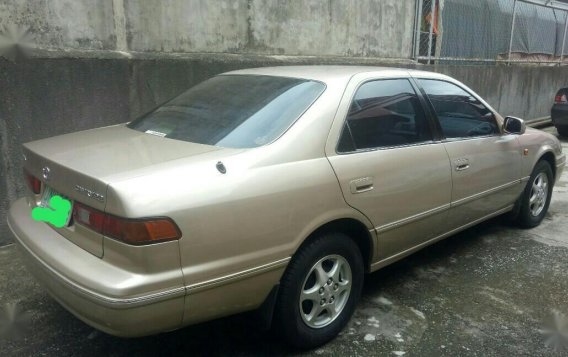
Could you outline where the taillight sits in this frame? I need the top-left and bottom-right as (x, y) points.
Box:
(103, 215), (180, 244)
(73, 202), (181, 245)
(555, 94), (567, 104)
(24, 170), (41, 194)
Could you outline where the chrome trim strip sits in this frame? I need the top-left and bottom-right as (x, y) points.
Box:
(10, 222), (185, 309)
(374, 179), (522, 234)
(375, 204), (451, 234)
(520, 176), (531, 183)
(185, 257), (291, 294)
(370, 205), (514, 272)
(337, 140), (440, 155)
(451, 180), (521, 208)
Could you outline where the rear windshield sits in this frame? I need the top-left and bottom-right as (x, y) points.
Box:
(127, 75), (325, 148)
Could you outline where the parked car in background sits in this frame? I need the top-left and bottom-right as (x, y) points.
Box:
(552, 88), (568, 137)
(7, 66), (566, 349)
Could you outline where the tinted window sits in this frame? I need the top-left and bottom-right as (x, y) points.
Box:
(417, 79), (499, 139)
(337, 79), (432, 152)
(128, 75), (325, 148)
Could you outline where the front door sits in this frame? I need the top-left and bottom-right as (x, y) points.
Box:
(415, 78), (523, 230)
(327, 77), (452, 261)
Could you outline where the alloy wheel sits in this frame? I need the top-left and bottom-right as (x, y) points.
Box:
(529, 172), (549, 217)
(299, 254), (352, 329)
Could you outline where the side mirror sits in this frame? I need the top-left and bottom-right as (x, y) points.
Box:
(503, 116), (526, 135)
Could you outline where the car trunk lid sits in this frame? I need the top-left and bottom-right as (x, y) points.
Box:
(22, 124), (225, 257)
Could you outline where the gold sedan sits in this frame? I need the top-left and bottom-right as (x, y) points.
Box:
(8, 66), (566, 348)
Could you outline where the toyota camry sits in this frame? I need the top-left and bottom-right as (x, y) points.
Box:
(8, 66), (565, 348)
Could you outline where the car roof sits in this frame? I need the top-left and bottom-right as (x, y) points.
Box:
(222, 66), (451, 83)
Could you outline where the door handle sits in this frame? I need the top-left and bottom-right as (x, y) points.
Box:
(454, 158), (470, 172)
(456, 163), (470, 171)
(349, 177), (374, 194)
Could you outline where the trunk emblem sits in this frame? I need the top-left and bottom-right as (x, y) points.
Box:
(42, 166), (50, 181)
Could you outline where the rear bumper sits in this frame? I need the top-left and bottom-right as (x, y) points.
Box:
(7, 198), (185, 337)
(552, 105), (568, 126)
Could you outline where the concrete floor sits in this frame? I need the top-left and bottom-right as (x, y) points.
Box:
(1, 126), (567, 356)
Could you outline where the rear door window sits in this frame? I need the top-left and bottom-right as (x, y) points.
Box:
(337, 79), (433, 153)
(417, 79), (499, 139)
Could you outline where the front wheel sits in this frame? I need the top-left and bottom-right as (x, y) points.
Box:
(273, 233), (364, 349)
(517, 160), (553, 228)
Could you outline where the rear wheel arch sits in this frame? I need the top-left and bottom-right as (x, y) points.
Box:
(296, 218), (374, 273)
(259, 218), (374, 332)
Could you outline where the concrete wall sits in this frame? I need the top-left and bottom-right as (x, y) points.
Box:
(1, 0), (416, 59)
(245, 0), (415, 57)
(124, 0), (249, 53)
(0, 0), (118, 51)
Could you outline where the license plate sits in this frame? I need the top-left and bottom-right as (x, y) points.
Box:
(39, 186), (73, 227)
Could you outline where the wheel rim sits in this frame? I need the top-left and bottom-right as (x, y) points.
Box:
(299, 254), (352, 329)
(529, 172), (549, 217)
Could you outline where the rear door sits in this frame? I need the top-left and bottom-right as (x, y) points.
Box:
(326, 74), (452, 261)
(415, 78), (522, 230)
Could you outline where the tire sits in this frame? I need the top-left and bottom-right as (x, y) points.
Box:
(517, 160), (553, 228)
(557, 126), (568, 137)
(273, 232), (364, 349)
